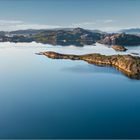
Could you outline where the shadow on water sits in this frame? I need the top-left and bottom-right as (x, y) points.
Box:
(61, 64), (122, 75)
(62, 63), (140, 81)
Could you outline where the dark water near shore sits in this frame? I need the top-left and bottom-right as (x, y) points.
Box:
(0, 44), (140, 139)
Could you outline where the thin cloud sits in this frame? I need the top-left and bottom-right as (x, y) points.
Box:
(71, 19), (117, 29)
(72, 22), (96, 28)
(14, 23), (61, 30)
(100, 26), (120, 32)
(0, 19), (128, 32)
(0, 20), (23, 24)
(96, 19), (117, 23)
(0, 20), (61, 31)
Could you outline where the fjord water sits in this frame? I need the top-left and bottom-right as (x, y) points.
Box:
(0, 42), (140, 139)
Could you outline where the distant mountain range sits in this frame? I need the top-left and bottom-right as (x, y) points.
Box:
(0, 28), (105, 36)
(9, 28), (74, 36)
(0, 28), (140, 46)
(32, 28), (103, 46)
(0, 28), (140, 36)
(119, 28), (140, 34)
(7, 28), (140, 35)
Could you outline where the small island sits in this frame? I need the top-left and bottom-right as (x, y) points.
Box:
(38, 51), (140, 79)
(112, 45), (127, 52)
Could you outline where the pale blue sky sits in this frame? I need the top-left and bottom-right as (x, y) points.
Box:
(0, 0), (139, 31)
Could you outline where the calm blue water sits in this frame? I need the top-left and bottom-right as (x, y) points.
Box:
(0, 43), (140, 139)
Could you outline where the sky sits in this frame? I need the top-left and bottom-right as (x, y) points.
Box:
(0, 0), (139, 31)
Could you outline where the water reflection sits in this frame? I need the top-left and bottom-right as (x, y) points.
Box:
(62, 64), (121, 75)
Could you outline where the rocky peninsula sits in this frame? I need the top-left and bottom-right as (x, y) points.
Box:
(39, 51), (140, 79)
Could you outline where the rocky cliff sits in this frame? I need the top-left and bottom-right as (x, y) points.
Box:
(98, 33), (140, 46)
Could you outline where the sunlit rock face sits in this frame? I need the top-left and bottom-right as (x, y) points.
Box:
(98, 33), (140, 46)
(112, 45), (127, 51)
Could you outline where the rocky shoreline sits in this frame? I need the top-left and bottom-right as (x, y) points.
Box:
(38, 51), (140, 79)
